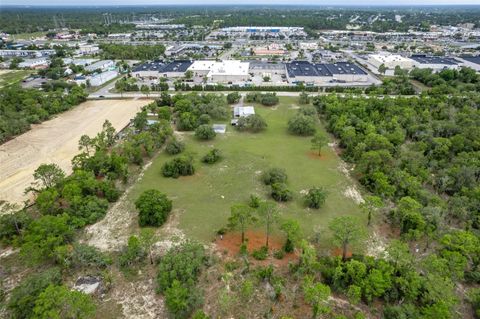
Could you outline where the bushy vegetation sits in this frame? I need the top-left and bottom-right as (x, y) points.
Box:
(0, 85), (87, 143)
(100, 43), (166, 60)
(288, 113), (317, 136)
(235, 114), (267, 133)
(135, 189), (173, 227)
(245, 92), (279, 106)
(201, 148), (222, 164)
(304, 187), (328, 209)
(162, 156), (195, 178)
(156, 241), (206, 318)
(261, 168), (287, 185)
(165, 138), (185, 155)
(195, 124), (216, 140)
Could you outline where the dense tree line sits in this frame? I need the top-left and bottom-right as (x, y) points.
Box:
(410, 67), (480, 95)
(100, 44), (166, 60)
(0, 85), (87, 144)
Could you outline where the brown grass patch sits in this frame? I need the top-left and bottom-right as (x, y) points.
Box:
(331, 247), (353, 259)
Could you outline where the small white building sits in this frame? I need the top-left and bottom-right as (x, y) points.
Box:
(233, 106), (255, 118)
(76, 44), (101, 56)
(76, 70), (118, 87)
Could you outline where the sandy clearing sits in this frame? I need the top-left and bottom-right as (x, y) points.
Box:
(0, 99), (151, 206)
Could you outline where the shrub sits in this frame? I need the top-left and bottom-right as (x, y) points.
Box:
(202, 148), (222, 164)
(119, 235), (146, 268)
(262, 168), (287, 185)
(226, 91), (241, 104)
(135, 189), (173, 227)
(252, 246), (268, 260)
(299, 105), (317, 117)
(274, 250), (285, 259)
(288, 114), (317, 136)
(260, 93), (279, 106)
(195, 125), (216, 140)
(165, 138), (185, 155)
(198, 114), (211, 125)
(8, 268), (62, 319)
(162, 156), (195, 178)
(271, 183), (293, 202)
(304, 187), (328, 209)
(158, 107), (171, 121)
(236, 114), (267, 133)
(248, 194), (261, 208)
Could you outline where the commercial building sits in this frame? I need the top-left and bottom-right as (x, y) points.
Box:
(367, 53), (415, 70)
(75, 70), (118, 87)
(18, 58), (49, 69)
(191, 60), (250, 83)
(159, 60), (193, 78)
(252, 44), (286, 56)
(221, 26), (304, 33)
(286, 61), (368, 85)
(85, 60), (115, 72)
(458, 55), (480, 72)
(0, 49), (55, 58)
(75, 44), (101, 56)
(410, 54), (460, 72)
(132, 61), (165, 79)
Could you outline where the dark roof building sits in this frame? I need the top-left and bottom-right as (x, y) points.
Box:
(160, 60), (193, 73)
(461, 55), (480, 66)
(410, 54), (459, 65)
(132, 61), (165, 73)
(286, 61), (367, 78)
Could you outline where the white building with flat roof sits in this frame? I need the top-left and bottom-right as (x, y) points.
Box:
(187, 60), (250, 83)
(367, 53), (415, 70)
(85, 60), (115, 72)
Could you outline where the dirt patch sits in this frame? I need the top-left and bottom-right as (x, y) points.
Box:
(0, 99), (150, 207)
(331, 247), (353, 259)
(214, 230), (298, 267)
(306, 151), (330, 160)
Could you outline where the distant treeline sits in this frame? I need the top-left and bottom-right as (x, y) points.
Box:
(100, 44), (165, 60)
(1, 6), (479, 34)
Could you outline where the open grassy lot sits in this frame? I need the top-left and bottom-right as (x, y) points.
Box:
(0, 70), (34, 87)
(129, 97), (364, 242)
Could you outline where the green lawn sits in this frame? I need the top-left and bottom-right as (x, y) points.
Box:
(0, 70), (34, 87)
(130, 97), (363, 242)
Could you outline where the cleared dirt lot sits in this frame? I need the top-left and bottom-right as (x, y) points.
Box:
(0, 99), (151, 206)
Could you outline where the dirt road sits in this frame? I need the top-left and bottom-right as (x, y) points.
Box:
(0, 99), (151, 207)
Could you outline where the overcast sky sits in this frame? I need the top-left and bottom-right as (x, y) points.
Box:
(2, 0), (480, 6)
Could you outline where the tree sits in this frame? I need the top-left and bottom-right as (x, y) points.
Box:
(184, 70), (193, 80)
(236, 114), (267, 133)
(32, 285), (96, 319)
(7, 268), (62, 319)
(135, 189), (172, 227)
(304, 187), (327, 209)
(32, 164), (65, 190)
(303, 276), (331, 319)
(378, 63), (387, 75)
(310, 132), (328, 156)
(140, 84), (150, 97)
(201, 148), (222, 164)
(195, 124), (216, 140)
(119, 235), (146, 268)
(140, 228), (157, 265)
(288, 114), (317, 136)
(257, 201), (280, 248)
(280, 219), (302, 253)
(227, 204), (255, 244)
(226, 92), (241, 104)
(328, 216), (366, 260)
(360, 195), (383, 226)
(299, 91), (310, 105)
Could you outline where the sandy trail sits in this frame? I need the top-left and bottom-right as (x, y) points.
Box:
(0, 99), (151, 206)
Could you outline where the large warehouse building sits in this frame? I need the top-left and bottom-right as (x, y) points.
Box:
(367, 53), (415, 70)
(410, 54), (460, 72)
(286, 61), (368, 85)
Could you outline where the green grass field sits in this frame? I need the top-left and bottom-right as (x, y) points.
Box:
(0, 70), (34, 87)
(129, 97), (364, 242)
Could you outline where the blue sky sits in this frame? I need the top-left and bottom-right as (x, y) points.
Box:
(2, 0), (480, 5)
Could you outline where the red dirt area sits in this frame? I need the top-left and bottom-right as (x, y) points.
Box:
(215, 230), (298, 267)
(306, 151), (330, 160)
(331, 247), (353, 259)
